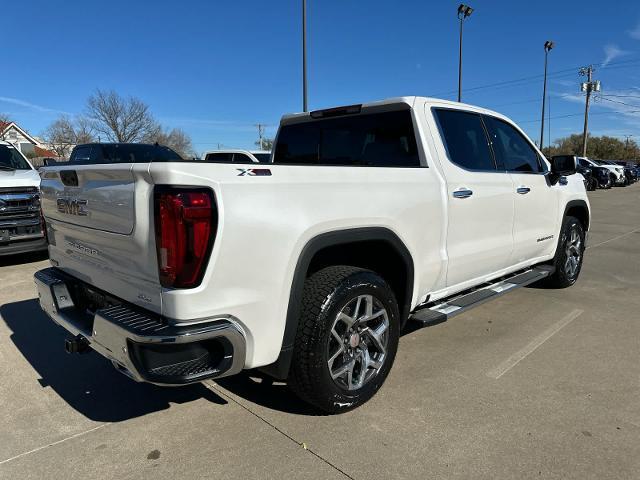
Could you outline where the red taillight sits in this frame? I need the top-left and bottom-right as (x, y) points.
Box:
(154, 188), (216, 288)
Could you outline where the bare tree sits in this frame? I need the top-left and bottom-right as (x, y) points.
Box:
(143, 125), (194, 158)
(42, 116), (96, 158)
(86, 90), (156, 142)
(254, 137), (274, 151)
(0, 113), (12, 140)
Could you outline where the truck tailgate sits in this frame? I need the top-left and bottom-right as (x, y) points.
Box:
(40, 163), (162, 312)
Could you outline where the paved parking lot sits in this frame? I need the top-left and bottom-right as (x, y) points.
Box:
(1, 184), (639, 480)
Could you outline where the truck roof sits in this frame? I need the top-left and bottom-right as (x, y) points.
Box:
(280, 96), (512, 126)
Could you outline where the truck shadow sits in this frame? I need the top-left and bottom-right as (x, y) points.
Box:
(215, 374), (322, 416)
(0, 251), (49, 267)
(0, 299), (228, 423)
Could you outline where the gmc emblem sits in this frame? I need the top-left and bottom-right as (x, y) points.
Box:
(57, 198), (89, 216)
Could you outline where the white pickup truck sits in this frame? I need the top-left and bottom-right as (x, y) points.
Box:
(0, 141), (47, 256)
(35, 97), (589, 412)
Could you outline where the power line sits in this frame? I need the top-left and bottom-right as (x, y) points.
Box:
(428, 57), (640, 99)
(595, 96), (640, 109)
(517, 109), (640, 124)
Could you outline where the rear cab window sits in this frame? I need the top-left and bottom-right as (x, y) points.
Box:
(69, 144), (182, 164)
(273, 109), (421, 167)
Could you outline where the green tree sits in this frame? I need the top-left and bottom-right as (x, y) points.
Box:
(542, 134), (639, 162)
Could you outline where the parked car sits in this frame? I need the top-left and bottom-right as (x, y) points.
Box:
(577, 157), (612, 189)
(593, 160), (626, 186)
(35, 97), (590, 413)
(203, 150), (271, 164)
(0, 141), (47, 256)
(612, 161), (637, 185)
(575, 161), (597, 191)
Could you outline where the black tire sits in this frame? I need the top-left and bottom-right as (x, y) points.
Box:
(610, 174), (617, 187)
(546, 216), (585, 288)
(288, 266), (400, 413)
(588, 178), (597, 191)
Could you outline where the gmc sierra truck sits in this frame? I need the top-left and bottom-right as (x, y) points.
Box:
(34, 97), (590, 413)
(0, 141), (47, 256)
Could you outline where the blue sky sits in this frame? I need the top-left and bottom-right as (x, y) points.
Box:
(2, 0), (640, 154)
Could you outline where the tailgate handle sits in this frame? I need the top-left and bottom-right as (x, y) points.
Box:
(60, 170), (79, 187)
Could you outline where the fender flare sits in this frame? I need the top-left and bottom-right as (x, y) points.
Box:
(563, 199), (590, 230)
(260, 227), (414, 379)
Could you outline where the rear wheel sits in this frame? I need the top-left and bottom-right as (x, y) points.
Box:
(288, 266), (400, 413)
(546, 216), (585, 288)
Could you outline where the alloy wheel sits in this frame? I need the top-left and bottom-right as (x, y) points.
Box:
(564, 226), (582, 278)
(327, 294), (389, 391)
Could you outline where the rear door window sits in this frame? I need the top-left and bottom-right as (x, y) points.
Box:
(483, 116), (543, 173)
(274, 110), (420, 167)
(434, 109), (495, 171)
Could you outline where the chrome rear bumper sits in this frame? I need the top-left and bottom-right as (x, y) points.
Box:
(34, 267), (246, 385)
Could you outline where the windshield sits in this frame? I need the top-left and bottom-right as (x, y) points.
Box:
(0, 145), (32, 170)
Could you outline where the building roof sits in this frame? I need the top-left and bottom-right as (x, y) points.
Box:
(0, 121), (40, 145)
(34, 145), (57, 157)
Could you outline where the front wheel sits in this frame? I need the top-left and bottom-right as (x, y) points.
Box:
(546, 216), (585, 288)
(288, 266), (400, 413)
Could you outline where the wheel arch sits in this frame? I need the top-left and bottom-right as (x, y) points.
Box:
(564, 199), (590, 231)
(261, 227), (415, 379)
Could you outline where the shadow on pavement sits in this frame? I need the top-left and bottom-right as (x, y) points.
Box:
(0, 251), (49, 267)
(0, 299), (228, 423)
(215, 373), (323, 416)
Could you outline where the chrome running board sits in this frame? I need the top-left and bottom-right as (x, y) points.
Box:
(410, 265), (555, 326)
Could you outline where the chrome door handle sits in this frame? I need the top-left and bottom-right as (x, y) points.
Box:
(516, 187), (531, 194)
(453, 189), (473, 199)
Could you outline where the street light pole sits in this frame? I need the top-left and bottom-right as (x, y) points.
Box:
(457, 4), (474, 103)
(540, 40), (554, 151)
(302, 0), (308, 112)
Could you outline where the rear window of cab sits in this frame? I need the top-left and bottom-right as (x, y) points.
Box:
(273, 110), (420, 167)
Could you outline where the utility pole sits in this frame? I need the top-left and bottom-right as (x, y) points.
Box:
(255, 124), (266, 150)
(623, 135), (634, 161)
(302, 0), (308, 112)
(540, 41), (554, 151)
(579, 65), (600, 157)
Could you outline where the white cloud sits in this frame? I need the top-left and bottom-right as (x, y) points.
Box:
(630, 21), (640, 39)
(602, 44), (631, 67)
(0, 96), (70, 115)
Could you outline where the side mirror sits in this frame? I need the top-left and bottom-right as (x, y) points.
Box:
(42, 157), (56, 167)
(550, 155), (577, 176)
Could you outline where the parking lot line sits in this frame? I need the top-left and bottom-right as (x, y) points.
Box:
(0, 424), (108, 467)
(486, 309), (583, 380)
(587, 226), (640, 250)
